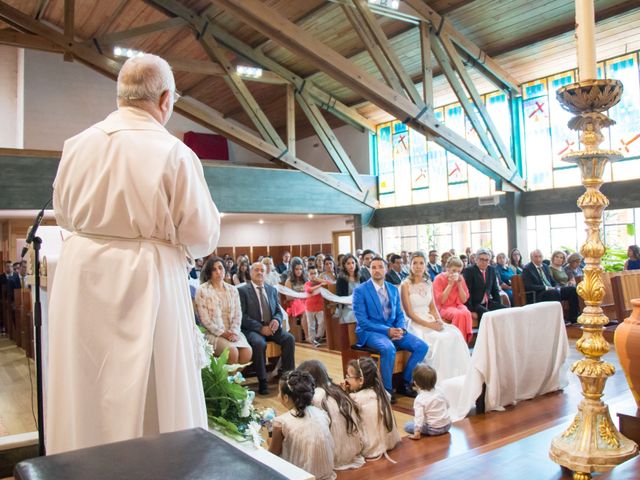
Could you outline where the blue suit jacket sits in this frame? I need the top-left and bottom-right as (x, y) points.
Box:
(353, 279), (405, 346)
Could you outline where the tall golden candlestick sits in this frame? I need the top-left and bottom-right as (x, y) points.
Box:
(548, 79), (638, 479)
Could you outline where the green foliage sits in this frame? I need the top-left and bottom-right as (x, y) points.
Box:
(201, 348), (251, 439)
(601, 247), (628, 272)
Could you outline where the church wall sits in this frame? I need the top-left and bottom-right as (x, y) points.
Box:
(218, 215), (351, 247)
(0, 46), (23, 149)
(18, 49), (369, 173)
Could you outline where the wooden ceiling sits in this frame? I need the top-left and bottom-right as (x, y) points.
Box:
(1, 0), (639, 140)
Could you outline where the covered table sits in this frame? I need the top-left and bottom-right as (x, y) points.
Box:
(440, 302), (569, 422)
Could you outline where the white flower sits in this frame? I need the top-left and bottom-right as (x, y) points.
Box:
(247, 421), (263, 448)
(195, 327), (213, 369)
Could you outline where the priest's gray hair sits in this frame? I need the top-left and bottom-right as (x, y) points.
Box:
(117, 54), (175, 105)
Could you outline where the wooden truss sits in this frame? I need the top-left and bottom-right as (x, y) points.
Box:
(0, 0), (528, 207)
(206, 0), (526, 191)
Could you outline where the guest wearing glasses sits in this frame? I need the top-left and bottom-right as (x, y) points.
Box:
(462, 248), (506, 321)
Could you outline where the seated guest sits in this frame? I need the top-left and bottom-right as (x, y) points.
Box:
(195, 257), (252, 366)
(565, 253), (583, 279)
(233, 260), (251, 286)
(509, 248), (524, 275)
(495, 252), (515, 304)
(307, 256), (317, 270)
(7, 260), (28, 302)
(440, 251), (452, 271)
(223, 256), (235, 283)
(320, 256), (337, 284)
(189, 257), (204, 280)
(624, 245), (640, 271)
(352, 257), (428, 399)
(462, 248), (506, 321)
(262, 257), (281, 286)
(427, 250), (442, 281)
(433, 256), (474, 344)
(336, 253), (362, 324)
(401, 252), (470, 380)
(276, 251), (291, 274)
(549, 250), (575, 287)
(285, 257), (308, 339)
(459, 254), (468, 269)
(522, 249), (580, 324)
(240, 262), (295, 394)
(359, 249), (375, 282)
(400, 250), (410, 276)
(385, 253), (406, 285)
(315, 253), (326, 271)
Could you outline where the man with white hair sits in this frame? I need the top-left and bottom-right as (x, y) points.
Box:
(522, 249), (580, 323)
(47, 54), (220, 453)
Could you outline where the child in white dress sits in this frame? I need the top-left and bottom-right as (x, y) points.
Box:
(344, 358), (400, 460)
(406, 364), (452, 439)
(298, 360), (365, 470)
(270, 370), (336, 480)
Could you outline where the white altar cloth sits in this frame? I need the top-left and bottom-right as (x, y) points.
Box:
(440, 302), (569, 422)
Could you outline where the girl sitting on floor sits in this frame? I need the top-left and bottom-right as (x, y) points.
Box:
(298, 360), (365, 470)
(344, 357), (400, 460)
(270, 370), (336, 480)
(406, 364), (452, 440)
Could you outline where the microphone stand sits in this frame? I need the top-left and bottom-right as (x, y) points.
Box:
(22, 199), (51, 456)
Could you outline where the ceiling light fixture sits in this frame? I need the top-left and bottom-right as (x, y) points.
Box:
(236, 65), (263, 78)
(258, 219), (264, 224)
(368, 0), (400, 10)
(113, 46), (144, 58)
(307, 214), (314, 219)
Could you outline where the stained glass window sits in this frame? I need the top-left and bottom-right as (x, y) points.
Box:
(606, 53), (640, 181)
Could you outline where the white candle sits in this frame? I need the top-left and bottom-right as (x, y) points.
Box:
(576, 0), (597, 80)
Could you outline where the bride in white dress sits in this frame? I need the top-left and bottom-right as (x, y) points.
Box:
(400, 251), (471, 382)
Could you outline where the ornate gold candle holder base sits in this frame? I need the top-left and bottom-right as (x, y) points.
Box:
(548, 79), (638, 479)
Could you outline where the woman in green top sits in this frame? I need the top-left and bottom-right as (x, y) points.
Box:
(549, 250), (575, 287)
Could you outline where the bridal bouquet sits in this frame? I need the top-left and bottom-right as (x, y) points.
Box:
(201, 347), (275, 446)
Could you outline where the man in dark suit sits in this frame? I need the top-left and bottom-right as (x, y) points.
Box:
(275, 251), (291, 275)
(385, 254), (406, 285)
(0, 261), (13, 334)
(463, 248), (506, 320)
(359, 249), (375, 282)
(427, 250), (442, 281)
(522, 249), (579, 323)
(7, 260), (26, 303)
(239, 262), (295, 395)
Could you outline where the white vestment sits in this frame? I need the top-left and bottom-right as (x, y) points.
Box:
(46, 107), (220, 454)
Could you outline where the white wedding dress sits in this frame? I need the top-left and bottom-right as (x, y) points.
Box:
(406, 281), (471, 382)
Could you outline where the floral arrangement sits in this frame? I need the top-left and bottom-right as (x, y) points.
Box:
(201, 347), (275, 446)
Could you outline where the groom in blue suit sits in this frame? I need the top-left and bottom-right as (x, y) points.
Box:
(353, 256), (428, 398)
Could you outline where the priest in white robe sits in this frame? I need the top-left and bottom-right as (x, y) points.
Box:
(46, 54), (220, 454)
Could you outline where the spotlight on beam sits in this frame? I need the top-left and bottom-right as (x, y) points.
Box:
(236, 65), (263, 78)
(113, 46), (145, 58)
(368, 0), (400, 10)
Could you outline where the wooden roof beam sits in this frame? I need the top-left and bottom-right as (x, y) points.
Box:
(63, 0), (73, 61)
(210, 0), (524, 191)
(0, 28), (61, 52)
(89, 17), (186, 47)
(0, 1), (376, 208)
(404, 0), (520, 94)
(351, 0), (425, 107)
(146, 1), (376, 133)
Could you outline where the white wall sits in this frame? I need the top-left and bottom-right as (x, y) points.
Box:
(0, 46), (23, 148)
(295, 124), (371, 174)
(218, 215), (352, 246)
(18, 49), (370, 174)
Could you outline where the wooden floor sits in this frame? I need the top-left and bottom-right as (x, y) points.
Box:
(2, 333), (639, 479)
(0, 336), (37, 438)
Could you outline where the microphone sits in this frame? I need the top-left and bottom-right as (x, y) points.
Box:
(21, 198), (53, 259)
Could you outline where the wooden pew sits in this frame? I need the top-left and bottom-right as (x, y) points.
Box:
(338, 321), (408, 378)
(611, 270), (640, 323)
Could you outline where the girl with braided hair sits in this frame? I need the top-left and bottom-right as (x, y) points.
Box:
(270, 370), (336, 479)
(298, 360), (365, 470)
